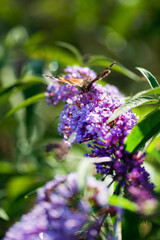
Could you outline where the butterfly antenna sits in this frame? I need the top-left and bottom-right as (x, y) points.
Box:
(90, 61), (116, 85)
(43, 74), (58, 80)
(107, 61), (116, 70)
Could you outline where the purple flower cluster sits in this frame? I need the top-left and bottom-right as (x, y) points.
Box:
(95, 150), (157, 213)
(3, 173), (109, 240)
(126, 154), (157, 214)
(128, 185), (158, 215)
(58, 86), (127, 146)
(45, 65), (157, 214)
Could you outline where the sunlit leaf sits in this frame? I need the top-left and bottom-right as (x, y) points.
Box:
(0, 83), (22, 97)
(22, 75), (47, 85)
(26, 46), (80, 66)
(2, 92), (45, 120)
(24, 189), (37, 200)
(107, 96), (158, 123)
(0, 77), (46, 106)
(77, 158), (92, 190)
(56, 41), (82, 64)
(136, 67), (160, 88)
(5, 26), (29, 48)
(133, 86), (160, 99)
(6, 176), (41, 199)
(109, 195), (137, 212)
(125, 108), (160, 153)
(136, 67), (160, 98)
(0, 161), (16, 174)
(0, 208), (9, 221)
(146, 135), (160, 164)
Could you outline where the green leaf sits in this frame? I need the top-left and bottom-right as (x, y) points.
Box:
(6, 176), (40, 199)
(137, 67), (160, 98)
(56, 41), (83, 64)
(86, 55), (111, 64)
(0, 84), (22, 106)
(133, 86), (160, 99)
(0, 161), (16, 174)
(0, 83), (22, 97)
(109, 195), (137, 212)
(26, 46), (80, 66)
(22, 75), (48, 85)
(0, 77), (46, 106)
(0, 77), (46, 97)
(146, 135), (160, 163)
(0, 208), (9, 221)
(125, 108), (160, 153)
(2, 92), (45, 120)
(77, 158), (92, 190)
(137, 67), (160, 88)
(88, 58), (140, 81)
(107, 96), (158, 123)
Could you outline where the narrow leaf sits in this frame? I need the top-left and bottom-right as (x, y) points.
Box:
(88, 58), (140, 81)
(146, 135), (160, 163)
(125, 108), (160, 153)
(107, 96), (158, 123)
(147, 146), (160, 164)
(26, 46), (80, 66)
(137, 67), (160, 99)
(77, 158), (92, 190)
(2, 92), (45, 120)
(136, 67), (160, 88)
(0, 78), (46, 106)
(0, 208), (9, 221)
(56, 41), (82, 64)
(133, 86), (160, 99)
(109, 195), (137, 212)
(22, 75), (47, 85)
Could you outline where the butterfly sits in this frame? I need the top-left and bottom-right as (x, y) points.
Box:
(43, 61), (116, 93)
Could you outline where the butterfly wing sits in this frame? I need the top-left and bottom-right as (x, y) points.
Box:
(58, 77), (85, 87)
(43, 74), (85, 87)
(89, 62), (116, 85)
(91, 69), (111, 83)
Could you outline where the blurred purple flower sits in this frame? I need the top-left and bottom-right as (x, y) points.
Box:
(3, 173), (109, 240)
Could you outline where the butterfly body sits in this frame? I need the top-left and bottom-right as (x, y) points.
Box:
(44, 62), (116, 93)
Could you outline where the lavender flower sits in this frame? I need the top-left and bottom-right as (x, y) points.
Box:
(45, 65), (157, 214)
(58, 83), (136, 152)
(128, 185), (158, 215)
(3, 173), (109, 240)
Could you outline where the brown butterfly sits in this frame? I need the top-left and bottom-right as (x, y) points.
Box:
(43, 61), (116, 93)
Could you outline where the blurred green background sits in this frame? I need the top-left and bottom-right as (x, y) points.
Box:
(0, 0), (160, 239)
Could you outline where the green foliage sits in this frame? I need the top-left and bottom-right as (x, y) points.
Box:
(125, 108), (160, 152)
(2, 92), (45, 120)
(108, 196), (137, 212)
(0, 1), (160, 239)
(0, 208), (9, 221)
(107, 96), (159, 123)
(137, 67), (160, 90)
